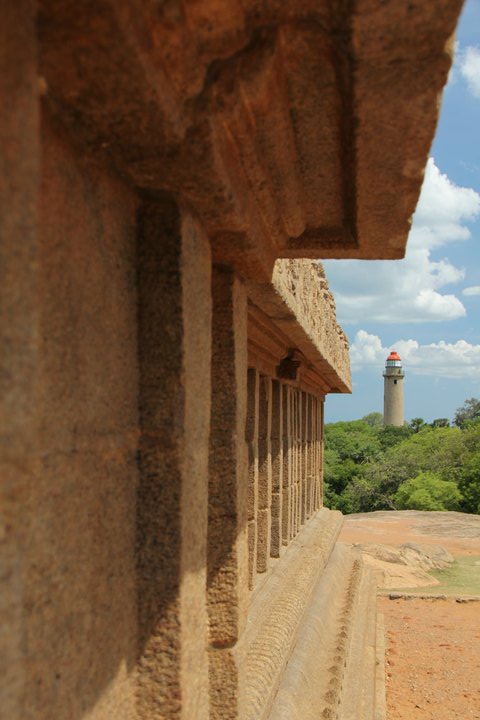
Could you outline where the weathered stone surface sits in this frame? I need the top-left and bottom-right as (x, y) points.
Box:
(268, 544), (376, 720)
(1, 2), (466, 720)
(1, 4), (39, 718)
(137, 199), (211, 720)
(36, 0), (463, 280)
(245, 509), (343, 720)
(208, 267), (249, 718)
(4, 112), (140, 720)
(248, 260), (351, 394)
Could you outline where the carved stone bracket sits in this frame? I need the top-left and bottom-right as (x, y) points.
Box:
(276, 349), (304, 381)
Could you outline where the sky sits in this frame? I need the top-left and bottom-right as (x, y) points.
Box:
(324, 0), (480, 424)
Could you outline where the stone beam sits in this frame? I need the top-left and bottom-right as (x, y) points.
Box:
(247, 260), (351, 395)
(37, 0), (464, 281)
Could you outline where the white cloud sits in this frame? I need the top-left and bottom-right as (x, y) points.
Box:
(411, 159), (480, 249)
(324, 159), (480, 323)
(460, 46), (480, 99)
(350, 330), (480, 379)
(463, 285), (480, 296)
(414, 289), (465, 320)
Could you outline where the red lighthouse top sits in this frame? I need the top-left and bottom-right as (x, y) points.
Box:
(387, 350), (401, 361)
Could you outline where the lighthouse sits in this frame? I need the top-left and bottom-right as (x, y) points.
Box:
(383, 350), (404, 426)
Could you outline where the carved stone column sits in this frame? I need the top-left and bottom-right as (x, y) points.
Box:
(208, 266), (249, 719)
(257, 376), (272, 572)
(300, 391), (307, 526)
(281, 385), (292, 546)
(270, 380), (283, 558)
(246, 368), (259, 588)
(137, 199), (211, 719)
(319, 400), (325, 508)
(291, 389), (298, 538)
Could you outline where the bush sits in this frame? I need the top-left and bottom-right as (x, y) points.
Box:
(395, 472), (462, 512)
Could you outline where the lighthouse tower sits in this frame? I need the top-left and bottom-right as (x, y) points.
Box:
(383, 350), (404, 426)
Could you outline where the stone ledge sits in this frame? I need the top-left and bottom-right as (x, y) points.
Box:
(244, 508), (344, 720)
(266, 544), (366, 720)
(265, 543), (380, 720)
(375, 613), (387, 720)
(338, 557), (378, 720)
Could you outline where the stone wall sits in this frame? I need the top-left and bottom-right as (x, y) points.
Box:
(2, 111), (140, 720)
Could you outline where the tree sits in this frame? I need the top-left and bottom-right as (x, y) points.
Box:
(458, 453), (480, 514)
(386, 426), (464, 483)
(323, 416), (478, 516)
(431, 418), (449, 429)
(362, 412), (383, 428)
(324, 421), (381, 464)
(395, 472), (462, 512)
(455, 422), (480, 513)
(377, 424), (412, 451)
(409, 417), (426, 433)
(453, 398), (480, 428)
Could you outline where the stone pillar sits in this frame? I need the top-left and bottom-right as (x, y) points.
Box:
(295, 390), (301, 535)
(270, 380), (283, 558)
(246, 369), (259, 588)
(310, 395), (316, 514)
(304, 393), (312, 521)
(319, 400), (325, 507)
(310, 395), (318, 513)
(311, 395), (318, 511)
(300, 391), (307, 526)
(314, 397), (322, 510)
(136, 199), (211, 720)
(291, 389), (297, 538)
(281, 385), (292, 546)
(257, 376), (272, 572)
(208, 266), (248, 719)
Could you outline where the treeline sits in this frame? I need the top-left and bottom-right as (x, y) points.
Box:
(324, 398), (480, 515)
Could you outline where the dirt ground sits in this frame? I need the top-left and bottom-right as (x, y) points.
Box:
(339, 511), (480, 720)
(340, 510), (480, 558)
(379, 597), (480, 720)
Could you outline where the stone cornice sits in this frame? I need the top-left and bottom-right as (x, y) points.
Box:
(248, 260), (351, 394)
(39, 0), (463, 280)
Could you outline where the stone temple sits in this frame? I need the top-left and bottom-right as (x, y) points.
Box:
(0, 2), (463, 719)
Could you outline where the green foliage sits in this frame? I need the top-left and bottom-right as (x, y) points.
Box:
(377, 424), (412, 450)
(431, 418), (450, 428)
(394, 472), (462, 511)
(323, 421), (381, 510)
(385, 426), (464, 483)
(323, 401), (480, 515)
(324, 420), (381, 464)
(453, 397), (480, 428)
(361, 412), (383, 428)
(409, 417), (426, 433)
(458, 452), (480, 514)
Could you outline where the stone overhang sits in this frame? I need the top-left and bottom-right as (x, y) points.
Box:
(38, 0), (464, 281)
(247, 260), (351, 396)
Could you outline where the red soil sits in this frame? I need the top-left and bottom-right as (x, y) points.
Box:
(340, 511), (480, 720)
(379, 597), (480, 720)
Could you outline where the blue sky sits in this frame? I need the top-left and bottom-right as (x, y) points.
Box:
(324, 0), (480, 424)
